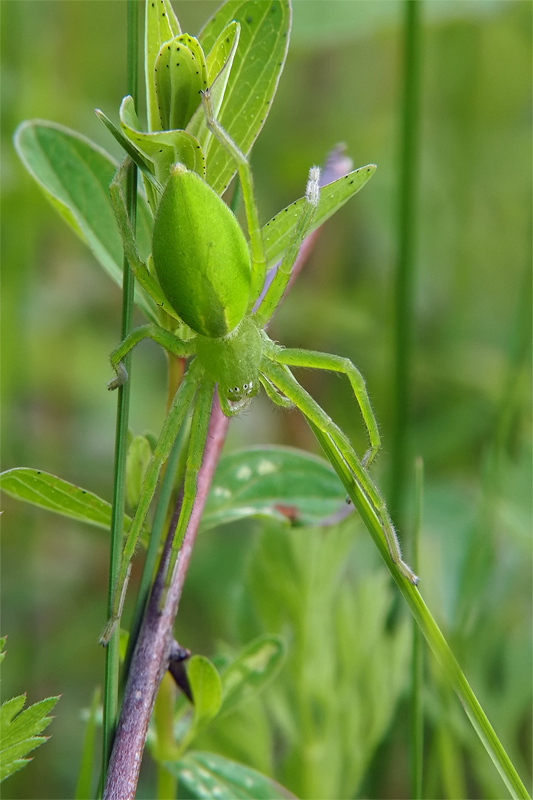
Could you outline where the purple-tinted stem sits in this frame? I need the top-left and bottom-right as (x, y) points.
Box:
(102, 146), (350, 799)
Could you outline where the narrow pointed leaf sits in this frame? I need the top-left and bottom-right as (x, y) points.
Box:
(202, 446), (345, 531)
(262, 164), (376, 269)
(0, 468), (132, 533)
(172, 751), (297, 799)
(14, 120), (156, 320)
(145, 0), (181, 131)
(219, 635), (285, 716)
(198, 0), (291, 194)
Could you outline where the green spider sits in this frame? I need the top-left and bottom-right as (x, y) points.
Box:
(100, 89), (417, 644)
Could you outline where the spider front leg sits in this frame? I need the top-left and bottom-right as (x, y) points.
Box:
(261, 359), (418, 586)
(107, 323), (194, 388)
(100, 359), (202, 645)
(109, 159), (179, 320)
(271, 347), (381, 467)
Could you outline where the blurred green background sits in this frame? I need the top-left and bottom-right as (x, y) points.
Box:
(1, 1), (531, 798)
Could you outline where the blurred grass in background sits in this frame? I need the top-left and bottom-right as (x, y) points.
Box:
(1, 1), (531, 798)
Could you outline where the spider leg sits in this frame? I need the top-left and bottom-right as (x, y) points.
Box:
(110, 159), (178, 320)
(261, 359), (418, 585)
(108, 324), (195, 389)
(100, 360), (203, 645)
(270, 347), (380, 466)
(160, 380), (215, 605)
(201, 89), (266, 305)
(259, 374), (294, 409)
(254, 167), (320, 327)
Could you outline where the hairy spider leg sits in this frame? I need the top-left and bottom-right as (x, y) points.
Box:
(159, 379), (215, 608)
(261, 359), (418, 585)
(269, 347), (381, 467)
(201, 88), (266, 306)
(108, 323), (195, 388)
(254, 167), (321, 327)
(110, 161), (177, 320)
(100, 361), (202, 645)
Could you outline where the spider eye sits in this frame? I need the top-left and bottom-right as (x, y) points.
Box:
(243, 383), (248, 390)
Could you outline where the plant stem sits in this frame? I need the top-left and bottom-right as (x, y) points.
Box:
(102, 0), (139, 785)
(101, 147), (350, 798)
(410, 456), (424, 800)
(389, 0), (422, 526)
(103, 396), (228, 800)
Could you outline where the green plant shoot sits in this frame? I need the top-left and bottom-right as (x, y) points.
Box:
(99, 77), (418, 644)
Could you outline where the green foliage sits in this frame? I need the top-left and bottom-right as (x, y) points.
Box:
(3, 0), (531, 797)
(0, 639), (59, 783)
(172, 750), (296, 799)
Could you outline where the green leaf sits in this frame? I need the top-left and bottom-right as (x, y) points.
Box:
(119, 96), (206, 184)
(14, 120), (156, 321)
(202, 446), (345, 531)
(145, 0), (181, 131)
(0, 468), (132, 533)
(172, 751), (297, 799)
(198, 0), (291, 194)
(187, 656), (222, 734)
(155, 34), (207, 131)
(0, 694), (59, 783)
(220, 635), (285, 717)
(262, 164), (376, 269)
(187, 22), (240, 155)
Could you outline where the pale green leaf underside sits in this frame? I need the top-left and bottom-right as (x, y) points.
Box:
(202, 446), (345, 531)
(219, 635), (285, 717)
(14, 120), (156, 320)
(0, 468), (132, 533)
(172, 751), (297, 799)
(262, 164), (376, 269)
(199, 0), (291, 194)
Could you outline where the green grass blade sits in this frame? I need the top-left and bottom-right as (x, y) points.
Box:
(102, 0), (139, 786)
(308, 422), (531, 800)
(389, 0), (422, 525)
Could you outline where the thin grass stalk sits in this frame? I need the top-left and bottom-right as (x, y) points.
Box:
(308, 422), (531, 800)
(410, 456), (424, 799)
(102, 0), (139, 784)
(389, 0), (422, 525)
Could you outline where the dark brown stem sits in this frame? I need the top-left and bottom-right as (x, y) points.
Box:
(102, 146), (350, 799)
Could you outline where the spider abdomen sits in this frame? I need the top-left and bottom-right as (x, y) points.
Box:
(152, 163), (252, 338)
